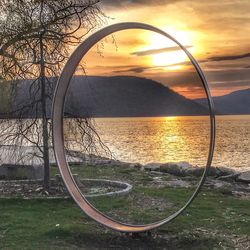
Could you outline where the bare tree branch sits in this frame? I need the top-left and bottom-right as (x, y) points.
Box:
(0, 0), (110, 190)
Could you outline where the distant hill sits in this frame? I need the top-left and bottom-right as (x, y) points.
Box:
(196, 88), (250, 115)
(67, 76), (208, 117)
(1, 76), (208, 118)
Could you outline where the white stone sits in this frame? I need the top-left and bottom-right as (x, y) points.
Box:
(144, 163), (161, 171)
(237, 171), (250, 183)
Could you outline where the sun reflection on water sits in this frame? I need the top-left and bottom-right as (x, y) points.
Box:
(94, 116), (210, 167)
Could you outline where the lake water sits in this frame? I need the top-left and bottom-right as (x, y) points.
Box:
(94, 115), (250, 171)
(1, 115), (249, 171)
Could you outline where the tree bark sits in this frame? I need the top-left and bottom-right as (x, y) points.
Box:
(40, 37), (50, 191)
(39, 1), (50, 191)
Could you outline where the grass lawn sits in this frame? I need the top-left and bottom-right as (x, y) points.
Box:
(0, 165), (249, 249)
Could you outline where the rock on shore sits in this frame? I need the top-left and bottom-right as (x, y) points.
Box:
(237, 171), (250, 183)
(132, 161), (250, 186)
(142, 161), (238, 179)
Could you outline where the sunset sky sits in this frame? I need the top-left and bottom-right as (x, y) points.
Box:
(79, 0), (250, 99)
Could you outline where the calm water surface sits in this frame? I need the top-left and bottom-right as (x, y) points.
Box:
(94, 115), (250, 170)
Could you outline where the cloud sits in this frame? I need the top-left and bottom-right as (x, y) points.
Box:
(101, 0), (181, 8)
(202, 61), (250, 70)
(148, 68), (250, 91)
(209, 80), (250, 88)
(112, 65), (159, 74)
(131, 46), (192, 56)
(111, 61), (192, 74)
(205, 68), (250, 83)
(208, 53), (250, 62)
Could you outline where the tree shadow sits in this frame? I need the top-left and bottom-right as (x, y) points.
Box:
(45, 226), (225, 249)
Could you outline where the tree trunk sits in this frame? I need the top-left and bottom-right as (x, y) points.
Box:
(40, 33), (50, 191)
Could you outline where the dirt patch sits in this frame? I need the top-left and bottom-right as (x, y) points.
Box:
(0, 178), (132, 199)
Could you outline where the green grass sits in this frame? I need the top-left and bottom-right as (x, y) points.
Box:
(50, 164), (173, 183)
(0, 189), (249, 249)
(1, 165), (249, 249)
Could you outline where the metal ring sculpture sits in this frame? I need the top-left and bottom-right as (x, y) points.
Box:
(52, 22), (215, 233)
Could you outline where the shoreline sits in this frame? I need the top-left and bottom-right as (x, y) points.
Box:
(0, 144), (250, 171)
(1, 158), (250, 200)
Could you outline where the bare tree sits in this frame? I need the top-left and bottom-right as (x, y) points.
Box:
(0, 0), (109, 190)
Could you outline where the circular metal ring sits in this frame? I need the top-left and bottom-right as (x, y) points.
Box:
(52, 22), (216, 233)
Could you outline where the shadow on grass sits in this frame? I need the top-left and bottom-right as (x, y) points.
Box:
(44, 225), (225, 249)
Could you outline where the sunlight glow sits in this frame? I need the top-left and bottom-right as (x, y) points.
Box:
(152, 51), (187, 68)
(148, 31), (194, 69)
(163, 116), (177, 121)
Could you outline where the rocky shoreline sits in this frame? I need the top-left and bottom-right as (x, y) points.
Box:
(70, 151), (250, 184)
(0, 151), (250, 199)
(72, 155), (250, 199)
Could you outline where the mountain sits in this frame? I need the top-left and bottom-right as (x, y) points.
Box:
(1, 76), (208, 118)
(66, 76), (207, 117)
(196, 88), (250, 115)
